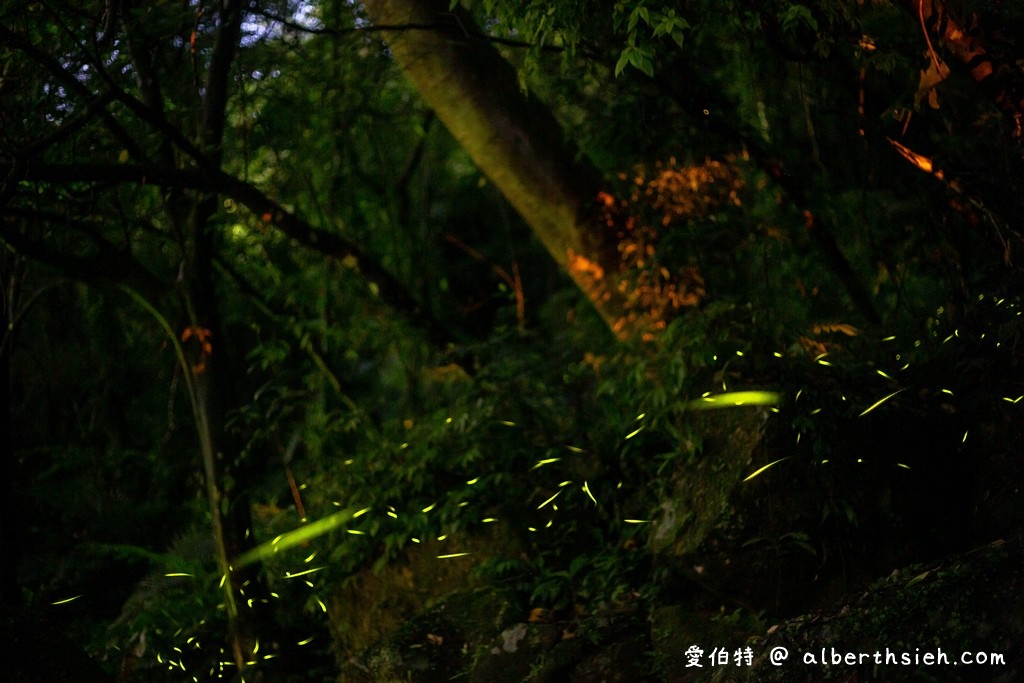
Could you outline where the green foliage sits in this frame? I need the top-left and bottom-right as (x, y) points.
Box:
(4, 0), (1023, 679)
(92, 528), (226, 682)
(612, 2), (688, 77)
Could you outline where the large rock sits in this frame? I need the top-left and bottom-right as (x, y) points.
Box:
(331, 525), (523, 682)
(729, 538), (1024, 682)
(649, 408), (770, 558)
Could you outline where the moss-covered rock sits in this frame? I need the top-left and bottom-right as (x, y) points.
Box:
(726, 538), (1024, 682)
(330, 524), (525, 682)
(649, 407), (769, 558)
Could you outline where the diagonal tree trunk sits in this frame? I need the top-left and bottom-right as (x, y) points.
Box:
(363, 0), (645, 337)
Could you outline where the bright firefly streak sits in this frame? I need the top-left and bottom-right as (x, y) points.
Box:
(283, 567), (324, 579)
(582, 481), (597, 505)
(742, 457), (790, 482)
(686, 391), (781, 409)
(51, 595), (82, 605)
(537, 490), (562, 509)
(625, 426), (644, 439)
(530, 458), (561, 470)
(858, 388), (904, 417)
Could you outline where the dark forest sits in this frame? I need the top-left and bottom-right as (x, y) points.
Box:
(2, 0), (1023, 680)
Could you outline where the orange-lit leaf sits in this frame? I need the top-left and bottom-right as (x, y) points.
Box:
(915, 58), (950, 110)
(812, 323), (859, 337)
(887, 138), (940, 177)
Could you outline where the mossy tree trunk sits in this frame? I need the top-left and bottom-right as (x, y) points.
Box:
(363, 0), (643, 336)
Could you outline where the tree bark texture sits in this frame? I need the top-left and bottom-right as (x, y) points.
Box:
(362, 0), (640, 336)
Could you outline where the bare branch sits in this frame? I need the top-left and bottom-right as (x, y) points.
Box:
(0, 161), (454, 344)
(0, 23), (147, 162)
(0, 207), (164, 303)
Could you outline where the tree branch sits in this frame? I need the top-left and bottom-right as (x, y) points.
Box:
(0, 23), (147, 163)
(0, 208), (164, 303)
(200, 0), (244, 158)
(0, 161), (454, 345)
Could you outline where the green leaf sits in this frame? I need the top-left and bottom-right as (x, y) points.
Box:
(627, 46), (655, 77)
(906, 570), (931, 588)
(781, 5), (818, 32)
(614, 49), (632, 78)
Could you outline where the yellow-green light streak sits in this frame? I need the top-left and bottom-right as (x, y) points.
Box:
(742, 457), (790, 482)
(858, 388), (904, 417)
(686, 391), (781, 410)
(236, 509), (356, 567)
